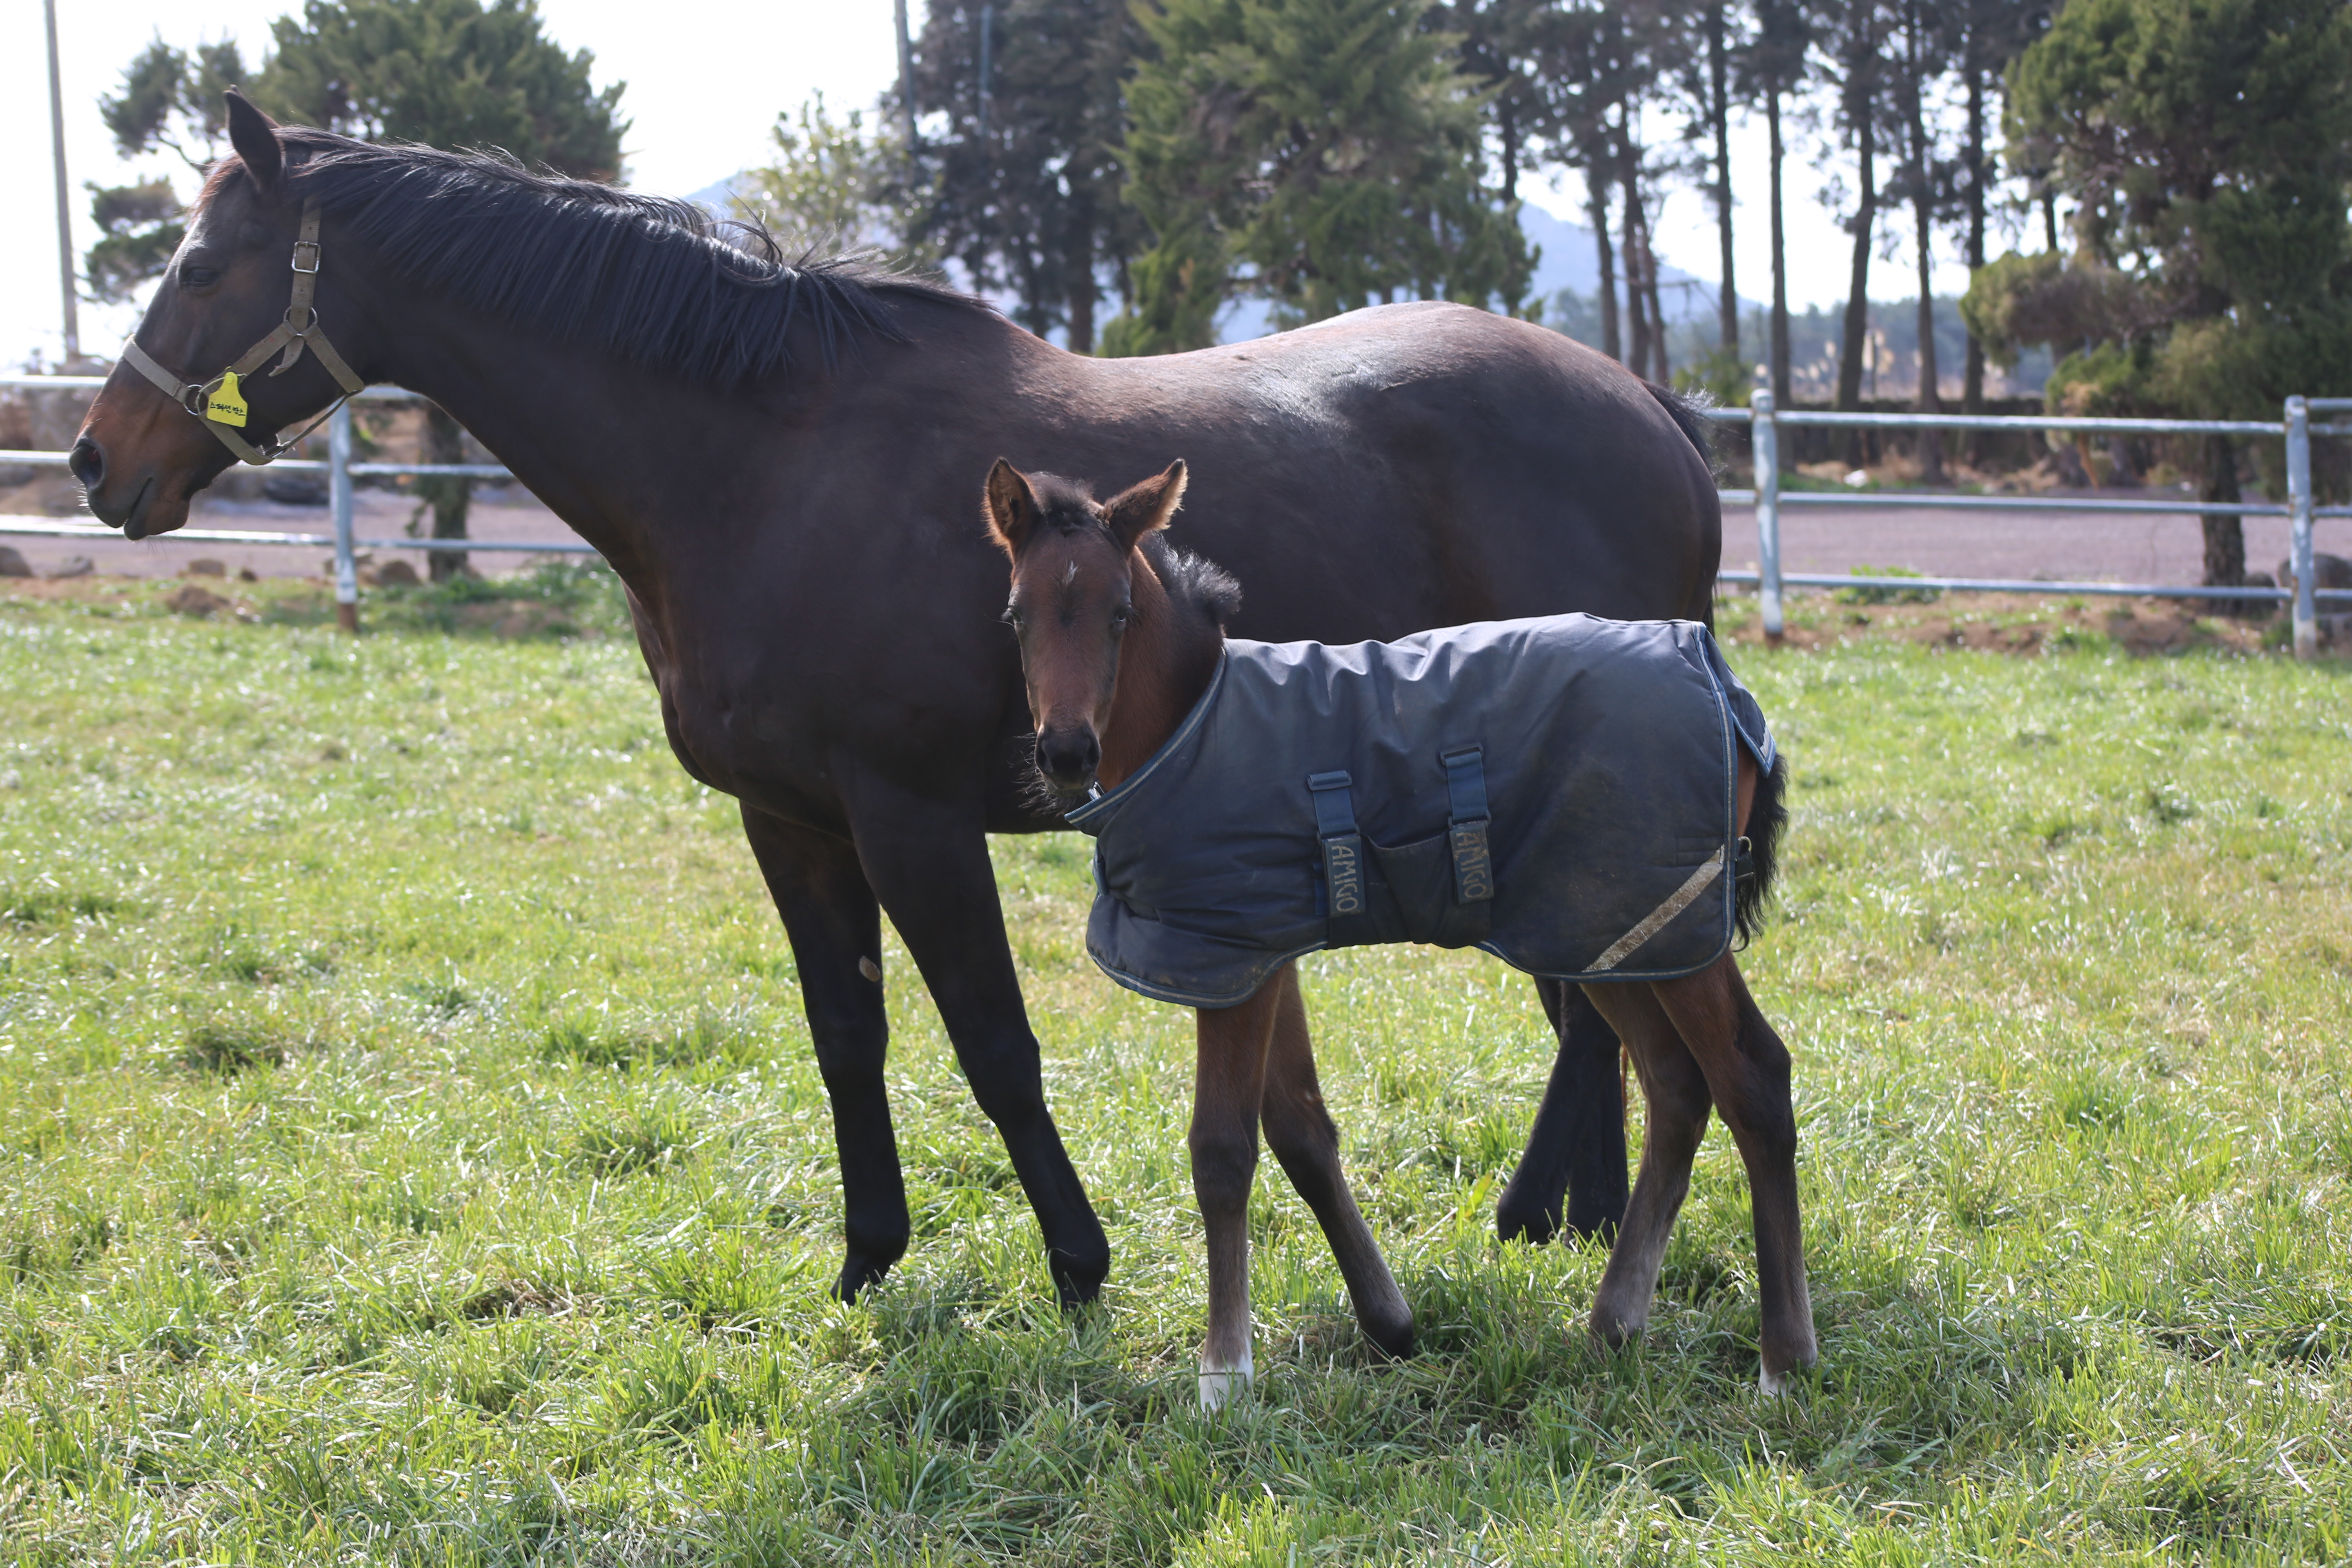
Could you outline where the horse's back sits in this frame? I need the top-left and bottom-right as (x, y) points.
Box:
(1061, 303), (1720, 639)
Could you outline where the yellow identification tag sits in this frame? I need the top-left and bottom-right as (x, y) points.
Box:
(206, 372), (249, 428)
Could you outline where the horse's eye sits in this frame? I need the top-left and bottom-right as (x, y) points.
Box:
(1110, 606), (1131, 631)
(180, 264), (220, 289)
(1001, 606), (1023, 630)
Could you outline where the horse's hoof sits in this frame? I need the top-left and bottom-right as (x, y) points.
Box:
(1587, 1308), (1643, 1350)
(1757, 1365), (1787, 1397)
(1363, 1314), (1416, 1361)
(830, 1250), (900, 1303)
(1050, 1244), (1111, 1311)
(1198, 1352), (1254, 1412)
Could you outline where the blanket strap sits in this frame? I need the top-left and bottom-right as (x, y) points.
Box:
(1441, 747), (1494, 906)
(1307, 771), (1368, 938)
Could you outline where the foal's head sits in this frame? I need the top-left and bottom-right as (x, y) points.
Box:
(984, 458), (1193, 797)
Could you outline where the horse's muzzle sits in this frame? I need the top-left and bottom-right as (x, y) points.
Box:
(1035, 726), (1101, 795)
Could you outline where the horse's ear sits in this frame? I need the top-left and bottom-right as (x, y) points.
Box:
(983, 459), (1043, 559)
(1102, 460), (1188, 550)
(225, 89), (285, 196)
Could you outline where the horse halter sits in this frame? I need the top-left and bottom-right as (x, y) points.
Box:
(118, 200), (367, 466)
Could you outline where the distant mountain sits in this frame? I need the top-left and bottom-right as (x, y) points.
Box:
(1216, 205), (1761, 343)
(677, 176), (1765, 345)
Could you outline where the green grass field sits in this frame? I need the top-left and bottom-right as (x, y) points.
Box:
(2, 576), (2347, 1564)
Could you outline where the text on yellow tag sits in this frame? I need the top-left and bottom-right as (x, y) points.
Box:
(206, 372), (249, 428)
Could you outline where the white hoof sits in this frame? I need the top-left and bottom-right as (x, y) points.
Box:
(1757, 1365), (1788, 1397)
(1198, 1352), (1253, 1411)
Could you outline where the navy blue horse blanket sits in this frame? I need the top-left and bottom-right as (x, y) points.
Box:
(1063, 614), (1775, 1008)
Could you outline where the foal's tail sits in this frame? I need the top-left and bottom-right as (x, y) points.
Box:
(1734, 752), (1789, 947)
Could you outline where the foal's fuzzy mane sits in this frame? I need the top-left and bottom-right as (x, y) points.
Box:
(1018, 472), (1243, 632)
(208, 129), (986, 389)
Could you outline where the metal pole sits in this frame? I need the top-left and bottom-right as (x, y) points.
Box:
(1751, 389), (1784, 642)
(43, 0), (81, 366)
(2285, 394), (2316, 661)
(330, 402), (360, 634)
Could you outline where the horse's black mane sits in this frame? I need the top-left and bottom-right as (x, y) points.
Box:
(259, 129), (984, 388)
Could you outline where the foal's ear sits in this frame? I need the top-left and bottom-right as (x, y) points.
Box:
(1101, 460), (1188, 551)
(225, 89), (285, 197)
(983, 458), (1043, 558)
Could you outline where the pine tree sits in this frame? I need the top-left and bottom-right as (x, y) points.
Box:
(1985, 0), (2352, 584)
(907, 0), (1144, 352)
(1107, 0), (1530, 355)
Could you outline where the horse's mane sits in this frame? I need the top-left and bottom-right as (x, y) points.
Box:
(1143, 535), (1243, 630)
(212, 129), (987, 389)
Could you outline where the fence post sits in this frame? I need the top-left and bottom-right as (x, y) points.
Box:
(329, 401), (359, 635)
(1751, 389), (1784, 642)
(2285, 395), (2316, 662)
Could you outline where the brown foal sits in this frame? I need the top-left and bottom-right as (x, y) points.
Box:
(984, 459), (1816, 1406)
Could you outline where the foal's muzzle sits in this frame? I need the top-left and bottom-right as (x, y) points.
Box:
(1035, 726), (1102, 794)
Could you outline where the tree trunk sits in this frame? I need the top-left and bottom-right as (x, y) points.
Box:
(2200, 433), (2247, 595)
(1499, 103), (1519, 207)
(1768, 84), (1791, 404)
(1620, 142), (1652, 378)
(1708, 2), (1737, 355)
(1838, 105), (1876, 469)
(423, 402), (472, 583)
(1906, 9), (1943, 484)
(1588, 173), (1621, 362)
(1067, 218), (1096, 354)
(1962, 57), (1987, 460)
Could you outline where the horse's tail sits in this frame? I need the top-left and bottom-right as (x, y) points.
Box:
(1645, 380), (1722, 480)
(1734, 751), (1788, 947)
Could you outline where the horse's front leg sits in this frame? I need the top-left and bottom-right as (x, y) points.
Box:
(1258, 965), (1413, 1358)
(837, 777), (1110, 1308)
(740, 804), (909, 1300)
(1192, 979), (1285, 1408)
(1497, 980), (1629, 1244)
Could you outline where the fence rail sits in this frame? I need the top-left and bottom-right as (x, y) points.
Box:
(5, 375), (2345, 657)
(1708, 391), (2344, 659)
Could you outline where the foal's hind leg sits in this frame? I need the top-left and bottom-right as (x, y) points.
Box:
(1191, 974), (1286, 1409)
(1651, 958), (1815, 1392)
(1258, 966), (1414, 1359)
(1578, 982), (1714, 1350)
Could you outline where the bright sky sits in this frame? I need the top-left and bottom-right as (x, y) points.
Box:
(2, 0), (1986, 370)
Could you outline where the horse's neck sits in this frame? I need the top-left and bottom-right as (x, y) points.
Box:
(1096, 553), (1223, 792)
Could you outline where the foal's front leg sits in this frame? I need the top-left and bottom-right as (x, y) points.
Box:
(1191, 978), (1285, 1409)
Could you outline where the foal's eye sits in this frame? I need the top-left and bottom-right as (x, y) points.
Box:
(179, 264), (220, 289)
(1109, 606), (1131, 631)
(1001, 606), (1023, 630)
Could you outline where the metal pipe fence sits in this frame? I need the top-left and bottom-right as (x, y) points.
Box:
(4, 375), (2347, 657)
(1710, 392), (2350, 659)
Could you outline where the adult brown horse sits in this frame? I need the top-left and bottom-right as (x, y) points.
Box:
(70, 95), (1722, 1308)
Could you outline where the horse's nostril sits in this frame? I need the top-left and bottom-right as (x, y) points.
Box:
(1036, 728), (1101, 784)
(67, 436), (105, 490)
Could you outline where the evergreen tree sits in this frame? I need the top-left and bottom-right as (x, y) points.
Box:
(85, 40), (248, 303)
(252, 0), (624, 179)
(1982, 0), (2352, 584)
(1107, 0), (1530, 355)
(907, 0), (1144, 352)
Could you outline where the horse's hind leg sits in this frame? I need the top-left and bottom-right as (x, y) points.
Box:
(1652, 959), (1815, 1392)
(1497, 980), (1628, 1244)
(1258, 965), (1413, 1359)
(1191, 974), (1285, 1409)
(1578, 982), (1713, 1350)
